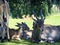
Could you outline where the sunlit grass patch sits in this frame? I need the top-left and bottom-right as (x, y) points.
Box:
(45, 13), (60, 25)
(9, 18), (33, 30)
(9, 13), (60, 30)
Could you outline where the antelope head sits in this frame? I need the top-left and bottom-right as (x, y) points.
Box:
(32, 10), (45, 30)
(16, 22), (29, 31)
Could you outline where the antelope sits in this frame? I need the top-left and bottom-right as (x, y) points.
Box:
(9, 27), (21, 40)
(0, 0), (10, 42)
(15, 22), (32, 39)
(31, 10), (60, 43)
(9, 22), (30, 40)
(32, 16), (60, 43)
(40, 25), (60, 43)
(31, 10), (45, 43)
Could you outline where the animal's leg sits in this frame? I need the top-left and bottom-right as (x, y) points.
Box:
(1, 28), (5, 42)
(48, 37), (54, 43)
(12, 35), (16, 40)
(6, 26), (10, 41)
(40, 39), (46, 43)
(40, 33), (47, 43)
(15, 35), (21, 40)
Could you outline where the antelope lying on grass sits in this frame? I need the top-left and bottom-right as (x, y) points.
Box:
(32, 17), (43, 43)
(33, 17), (60, 43)
(9, 22), (30, 40)
(40, 25), (60, 43)
(9, 28), (21, 40)
(15, 22), (32, 39)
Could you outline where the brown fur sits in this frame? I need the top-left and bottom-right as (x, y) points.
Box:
(9, 28), (21, 40)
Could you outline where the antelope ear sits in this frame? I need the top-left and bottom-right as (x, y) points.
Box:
(15, 24), (21, 27)
(17, 23), (20, 25)
(15, 25), (18, 26)
(32, 17), (37, 21)
(41, 17), (45, 20)
(15, 23), (21, 27)
(35, 16), (39, 20)
(43, 17), (45, 20)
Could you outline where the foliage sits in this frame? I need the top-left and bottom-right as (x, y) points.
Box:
(9, 0), (31, 18)
(8, 0), (53, 18)
(47, 0), (52, 14)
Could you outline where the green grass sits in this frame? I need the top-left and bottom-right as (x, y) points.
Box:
(45, 13), (60, 25)
(9, 13), (60, 30)
(9, 18), (33, 29)
(0, 40), (60, 45)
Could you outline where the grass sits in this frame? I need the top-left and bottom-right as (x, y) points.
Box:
(9, 13), (60, 30)
(0, 40), (60, 45)
(45, 13), (60, 25)
(1, 13), (60, 45)
(9, 18), (33, 29)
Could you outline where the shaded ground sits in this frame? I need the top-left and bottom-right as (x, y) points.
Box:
(0, 40), (60, 45)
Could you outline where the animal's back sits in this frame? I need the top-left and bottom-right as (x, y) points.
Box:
(41, 25), (60, 41)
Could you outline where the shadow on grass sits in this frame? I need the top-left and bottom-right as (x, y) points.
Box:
(9, 39), (60, 45)
(0, 39), (60, 45)
(9, 39), (40, 45)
